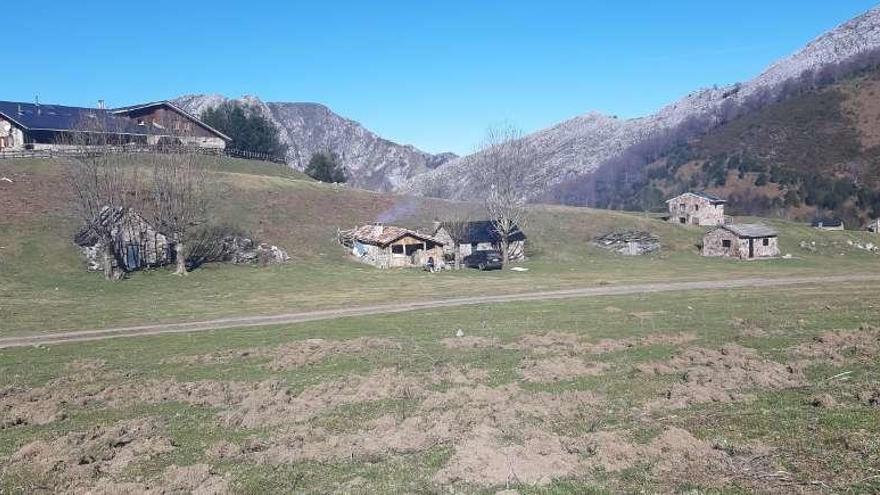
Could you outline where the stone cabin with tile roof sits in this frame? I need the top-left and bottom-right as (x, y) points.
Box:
(341, 223), (445, 269)
(701, 224), (779, 259)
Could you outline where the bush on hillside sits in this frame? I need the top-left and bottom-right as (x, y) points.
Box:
(305, 152), (347, 183)
(201, 102), (288, 159)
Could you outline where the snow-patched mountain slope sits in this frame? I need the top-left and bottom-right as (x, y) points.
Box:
(174, 94), (456, 192)
(403, 6), (880, 200)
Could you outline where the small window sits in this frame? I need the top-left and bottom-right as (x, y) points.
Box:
(762, 238), (769, 246)
(679, 217), (686, 224)
(471, 242), (478, 249)
(722, 240), (731, 248)
(391, 245), (404, 254)
(694, 205), (700, 211)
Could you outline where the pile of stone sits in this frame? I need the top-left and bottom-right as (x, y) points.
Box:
(593, 231), (661, 256)
(220, 236), (290, 265)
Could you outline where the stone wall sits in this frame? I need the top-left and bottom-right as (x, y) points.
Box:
(702, 229), (779, 259)
(668, 194), (725, 226)
(0, 118), (25, 150)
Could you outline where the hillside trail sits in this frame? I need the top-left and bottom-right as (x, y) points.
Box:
(2, 274), (878, 349)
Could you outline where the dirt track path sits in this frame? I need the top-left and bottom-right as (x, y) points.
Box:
(3, 274), (879, 349)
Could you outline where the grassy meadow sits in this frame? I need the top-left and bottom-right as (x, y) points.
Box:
(0, 156), (879, 493)
(0, 279), (878, 493)
(1, 157), (879, 337)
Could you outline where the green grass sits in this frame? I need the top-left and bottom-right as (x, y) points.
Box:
(1, 158), (879, 336)
(1, 156), (880, 492)
(1, 280), (878, 493)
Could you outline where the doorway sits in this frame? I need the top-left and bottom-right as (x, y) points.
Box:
(748, 239), (754, 259)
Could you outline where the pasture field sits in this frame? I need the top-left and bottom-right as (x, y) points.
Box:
(0, 157), (879, 493)
(0, 279), (879, 493)
(1, 157), (879, 337)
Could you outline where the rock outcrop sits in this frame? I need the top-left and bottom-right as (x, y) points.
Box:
(173, 95), (456, 192)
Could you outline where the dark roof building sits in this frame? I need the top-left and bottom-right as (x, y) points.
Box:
(811, 217), (845, 230)
(0, 99), (229, 150)
(0, 101), (153, 136)
(111, 101), (231, 142)
(436, 220), (527, 244)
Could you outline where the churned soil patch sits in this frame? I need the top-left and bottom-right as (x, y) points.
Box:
(163, 337), (400, 369)
(520, 356), (609, 383)
(267, 337), (400, 370)
(585, 427), (775, 489)
(83, 464), (230, 495)
(209, 382), (601, 480)
(794, 325), (880, 364)
(638, 344), (805, 409)
(433, 425), (582, 486)
(3, 418), (174, 492)
(220, 368), (422, 428)
(440, 335), (501, 350)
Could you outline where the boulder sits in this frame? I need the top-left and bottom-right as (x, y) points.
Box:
(220, 236), (289, 265)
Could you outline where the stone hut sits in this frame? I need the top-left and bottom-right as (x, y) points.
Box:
(432, 220), (526, 262)
(341, 223), (445, 269)
(666, 192), (726, 226)
(592, 231), (660, 256)
(74, 207), (172, 272)
(701, 223), (779, 260)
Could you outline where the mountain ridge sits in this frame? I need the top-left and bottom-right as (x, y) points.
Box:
(173, 94), (457, 191)
(403, 6), (880, 202)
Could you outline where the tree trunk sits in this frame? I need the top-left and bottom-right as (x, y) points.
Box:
(102, 244), (116, 280)
(174, 241), (187, 276)
(501, 238), (510, 269)
(454, 243), (462, 270)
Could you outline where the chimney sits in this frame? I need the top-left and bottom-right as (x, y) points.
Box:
(17, 104), (22, 115)
(98, 99), (105, 110)
(372, 222), (384, 236)
(431, 219), (441, 233)
(35, 96), (40, 115)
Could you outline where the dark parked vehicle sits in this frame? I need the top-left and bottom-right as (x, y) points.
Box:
(462, 250), (503, 270)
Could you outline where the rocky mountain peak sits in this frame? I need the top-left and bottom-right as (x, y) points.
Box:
(174, 94), (456, 191)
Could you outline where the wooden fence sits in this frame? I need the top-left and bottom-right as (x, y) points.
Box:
(0, 147), (286, 164)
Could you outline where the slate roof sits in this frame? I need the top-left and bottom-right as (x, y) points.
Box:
(351, 224), (443, 247)
(666, 191), (727, 204)
(721, 223), (778, 238)
(0, 100), (230, 140)
(0, 101), (154, 135)
(438, 220), (527, 244)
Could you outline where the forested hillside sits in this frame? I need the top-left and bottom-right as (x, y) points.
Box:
(550, 63), (880, 228)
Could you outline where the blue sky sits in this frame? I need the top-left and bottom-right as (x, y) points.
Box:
(5, 1), (878, 154)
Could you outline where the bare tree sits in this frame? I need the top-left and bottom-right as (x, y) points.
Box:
(434, 205), (478, 270)
(474, 124), (536, 268)
(147, 152), (211, 275)
(64, 119), (143, 280)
